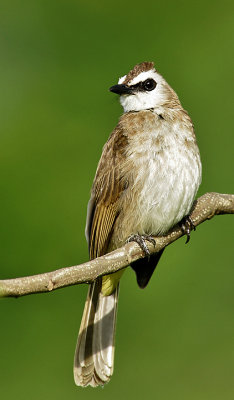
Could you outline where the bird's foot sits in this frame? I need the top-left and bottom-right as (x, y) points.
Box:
(179, 216), (196, 244)
(127, 234), (156, 258)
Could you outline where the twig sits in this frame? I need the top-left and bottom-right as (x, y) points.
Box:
(0, 192), (233, 298)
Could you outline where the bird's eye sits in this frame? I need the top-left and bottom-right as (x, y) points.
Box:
(143, 79), (156, 91)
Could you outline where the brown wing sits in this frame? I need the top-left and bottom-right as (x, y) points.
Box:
(85, 126), (128, 259)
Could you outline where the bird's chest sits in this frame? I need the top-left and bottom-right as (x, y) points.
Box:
(120, 124), (201, 236)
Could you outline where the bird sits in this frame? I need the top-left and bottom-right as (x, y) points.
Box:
(73, 62), (202, 387)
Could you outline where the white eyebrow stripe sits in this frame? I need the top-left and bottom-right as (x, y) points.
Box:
(129, 70), (155, 85)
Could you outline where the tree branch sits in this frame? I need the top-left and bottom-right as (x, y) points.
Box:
(0, 192), (233, 298)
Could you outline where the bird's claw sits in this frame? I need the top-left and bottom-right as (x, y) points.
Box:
(127, 234), (156, 259)
(180, 216), (195, 244)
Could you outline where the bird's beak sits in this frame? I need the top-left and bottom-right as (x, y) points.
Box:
(109, 84), (133, 95)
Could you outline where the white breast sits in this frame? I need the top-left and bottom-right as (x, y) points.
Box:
(119, 114), (201, 238)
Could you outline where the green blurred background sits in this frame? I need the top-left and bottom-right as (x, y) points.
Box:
(0, 0), (233, 399)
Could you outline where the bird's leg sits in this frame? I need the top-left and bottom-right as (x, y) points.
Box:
(179, 216), (196, 244)
(127, 234), (156, 258)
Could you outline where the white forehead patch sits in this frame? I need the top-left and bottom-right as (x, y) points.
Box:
(118, 75), (127, 84)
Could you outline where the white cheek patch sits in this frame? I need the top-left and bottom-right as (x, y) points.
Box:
(120, 82), (167, 112)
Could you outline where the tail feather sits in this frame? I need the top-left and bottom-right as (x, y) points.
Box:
(131, 250), (165, 288)
(74, 279), (119, 387)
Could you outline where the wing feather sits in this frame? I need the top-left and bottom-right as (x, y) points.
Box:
(86, 128), (128, 259)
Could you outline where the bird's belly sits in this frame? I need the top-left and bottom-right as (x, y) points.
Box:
(114, 144), (201, 245)
(135, 167), (192, 235)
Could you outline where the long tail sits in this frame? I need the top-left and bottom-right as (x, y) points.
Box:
(74, 278), (119, 387)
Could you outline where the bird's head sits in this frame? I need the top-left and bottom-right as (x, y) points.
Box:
(110, 62), (179, 113)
